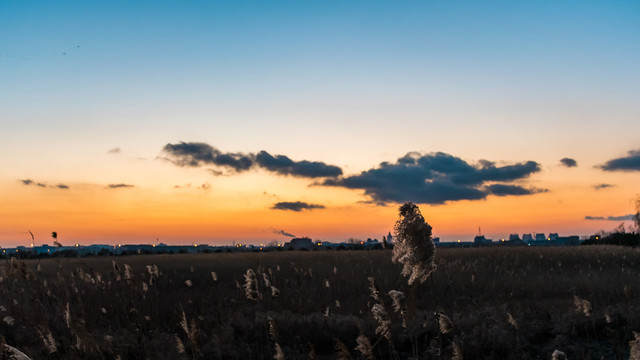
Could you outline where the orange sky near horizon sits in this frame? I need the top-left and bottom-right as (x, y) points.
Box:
(1, 159), (637, 247)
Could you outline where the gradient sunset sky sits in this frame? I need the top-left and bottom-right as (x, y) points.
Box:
(2, 1), (639, 246)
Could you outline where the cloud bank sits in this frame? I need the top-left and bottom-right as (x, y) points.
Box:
(164, 144), (546, 205)
(162, 142), (342, 178)
(271, 201), (325, 212)
(322, 152), (544, 204)
(598, 149), (640, 171)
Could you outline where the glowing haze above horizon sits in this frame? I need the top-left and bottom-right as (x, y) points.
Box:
(2, 1), (640, 247)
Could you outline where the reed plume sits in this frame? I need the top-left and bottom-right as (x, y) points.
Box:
(392, 202), (436, 285)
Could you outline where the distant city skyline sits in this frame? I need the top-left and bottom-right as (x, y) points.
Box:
(1, 1), (639, 246)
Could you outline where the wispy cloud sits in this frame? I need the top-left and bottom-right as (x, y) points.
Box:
(322, 152), (544, 205)
(559, 157), (577, 167)
(20, 179), (68, 189)
(585, 216), (605, 220)
(598, 149), (640, 171)
(107, 183), (134, 189)
(107, 147), (121, 154)
(162, 142), (342, 178)
(593, 183), (614, 190)
(585, 214), (634, 221)
(271, 201), (325, 212)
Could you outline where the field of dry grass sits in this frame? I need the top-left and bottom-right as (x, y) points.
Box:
(1, 246), (640, 359)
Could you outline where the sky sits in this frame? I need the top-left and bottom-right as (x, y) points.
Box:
(1, 0), (639, 246)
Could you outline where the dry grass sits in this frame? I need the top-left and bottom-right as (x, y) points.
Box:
(0, 246), (639, 359)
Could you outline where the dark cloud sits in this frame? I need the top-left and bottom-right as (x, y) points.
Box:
(560, 158), (577, 168)
(322, 152), (543, 205)
(108, 184), (134, 189)
(272, 229), (296, 237)
(20, 179), (33, 185)
(485, 184), (546, 196)
(593, 183), (615, 190)
(36, 182), (47, 188)
(108, 147), (121, 154)
(585, 214), (635, 221)
(255, 151), (342, 178)
(162, 142), (341, 178)
(271, 201), (325, 212)
(162, 142), (253, 171)
(598, 149), (640, 171)
(55, 184), (70, 189)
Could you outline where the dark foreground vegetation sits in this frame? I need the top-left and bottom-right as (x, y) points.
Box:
(1, 247), (640, 359)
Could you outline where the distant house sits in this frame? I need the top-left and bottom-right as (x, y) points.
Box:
(286, 237), (313, 250)
(556, 236), (580, 246)
(473, 235), (492, 246)
(535, 233), (546, 241)
(522, 234), (533, 242)
(506, 234), (525, 246)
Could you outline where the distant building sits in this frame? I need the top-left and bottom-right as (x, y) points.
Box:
(522, 234), (533, 242)
(549, 233), (559, 241)
(509, 234), (521, 241)
(535, 233), (546, 241)
(473, 235), (492, 246)
(287, 237), (313, 250)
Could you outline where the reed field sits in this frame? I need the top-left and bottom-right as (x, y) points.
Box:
(1, 246), (640, 359)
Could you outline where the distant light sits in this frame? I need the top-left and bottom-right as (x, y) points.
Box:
(547, 238), (550, 241)
(76, 244), (79, 247)
(194, 244), (197, 247)
(360, 241), (364, 245)
(457, 239), (461, 243)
